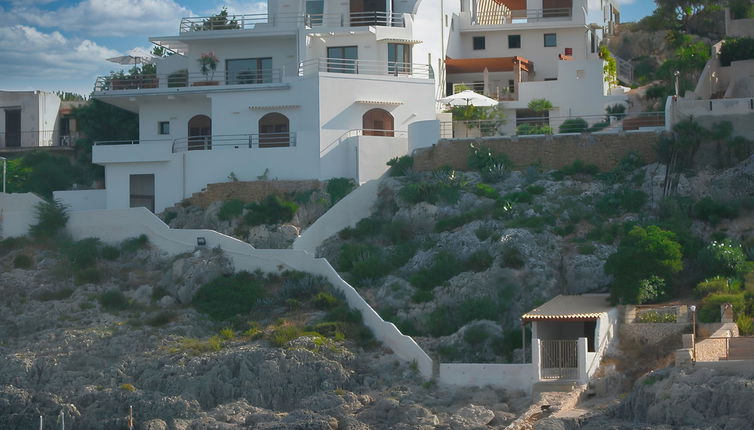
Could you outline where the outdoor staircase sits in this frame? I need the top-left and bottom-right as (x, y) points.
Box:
(727, 337), (754, 360)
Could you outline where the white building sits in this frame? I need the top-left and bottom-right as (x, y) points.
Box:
(88, 0), (464, 213)
(444, 0), (627, 133)
(0, 91), (64, 148)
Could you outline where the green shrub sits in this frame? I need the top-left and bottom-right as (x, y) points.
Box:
(326, 304), (363, 324)
(411, 289), (434, 303)
(596, 188), (647, 216)
(99, 289), (130, 311)
(13, 254), (33, 269)
(467, 249), (494, 272)
(279, 271), (327, 300)
(697, 240), (748, 278)
(426, 297), (500, 337)
(468, 144), (512, 172)
(409, 251), (462, 290)
(434, 208), (490, 232)
(100, 245), (120, 261)
(146, 311), (177, 327)
(383, 220), (414, 245)
(578, 243), (596, 255)
(75, 267), (103, 285)
(162, 210), (178, 225)
(120, 234), (149, 254)
(526, 185), (545, 195)
(217, 199), (244, 221)
(637, 276), (666, 304)
(30, 200), (69, 239)
(719, 37), (754, 67)
(37, 287), (74, 301)
(558, 118), (588, 133)
(386, 242), (418, 268)
(636, 310), (677, 323)
(559, 160), (599, 176)
(66, 237), (101, 269)
(327, 177), (356, 204)
(692, 197), (738, 225)
(694, 276), (731, 298)
(501, 247), (525, 269)
(588, 122), (610, 132)
(0, 237), (27, 253)
(699, 293), (746, 322)
(387, 155), (414, 176)
(313, 292), (339, 309)
(351, 253), (392, 283)
(606, 225), (683, 304)
(503, 191), (533, 203)
(737, 314), (753, 336)
(480, 163), (511, 183)
(473, 183), (499, 199)
(463, 325), (490, 345)
(193, 271), (266, 320)
(337, 243), (379, 271)
(244, 195), (298, 226)
(474, 225), (493, 241)
(516, 123), (553, 135)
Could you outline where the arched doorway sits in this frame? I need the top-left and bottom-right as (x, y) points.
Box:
(362, 108), (394, 136)
(188, 115), (211, 150)
(258, 113), (290, 147)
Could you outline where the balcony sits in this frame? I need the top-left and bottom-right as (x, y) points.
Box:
(93, 69), (284, 92)
(171, 133), (297, 153)
(299, 58), (432, 79)
(93, 139), (173, 163)
(178, 11), (404, 33)
(473, 8), (572, 25)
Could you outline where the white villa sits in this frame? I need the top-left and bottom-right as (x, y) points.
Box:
(74, 0), (625, 213)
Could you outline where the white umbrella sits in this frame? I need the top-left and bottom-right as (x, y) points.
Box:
(107, 48), (157, 66)
(439, 90), (499, 107)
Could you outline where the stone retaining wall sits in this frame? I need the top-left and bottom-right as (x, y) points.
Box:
(189, 180), (323, 208)
(412, 131), (660, 172)
(620, 323), (690, 345)
(695, 338), (729, 362)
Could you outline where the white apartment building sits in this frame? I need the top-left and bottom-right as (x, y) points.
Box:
(0, 91), (66, 148)
(89, 0), (463, 213)
(444, 0), (627, 133)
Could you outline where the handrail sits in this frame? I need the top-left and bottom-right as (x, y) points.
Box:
(179, 11), (405, 33)
(299, 57), (432, 79)
(474, 7), (572, 25)
(94, 139), (172, 146)
(171, 132), (297, 153)
(340, 128), (408, 139)
(94, 69), (284, 92)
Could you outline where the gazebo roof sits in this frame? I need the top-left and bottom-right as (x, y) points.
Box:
(522, 294), (612, 322)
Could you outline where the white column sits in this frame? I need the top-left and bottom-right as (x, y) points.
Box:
(577, 337), (588, 384)
(532, 338), (541, 381)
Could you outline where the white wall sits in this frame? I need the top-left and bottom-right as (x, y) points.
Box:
(671, 97), (754, 138)
(0, 91), (61, 147)
(438, 363), (532, 393)
(183, 36), (300, 79)
(0, 193), (44, 238)
(357, 135), (408, 183)
(53, 190), (107, 211)
(408, 119), (441, 151)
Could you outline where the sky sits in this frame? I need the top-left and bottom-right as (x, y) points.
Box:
(0, 0), (656, 96)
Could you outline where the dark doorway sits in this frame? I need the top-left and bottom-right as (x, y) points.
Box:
(130, 174), (155, 212)
(583, 320), (597, 352)
(350, 0), (390, 25)
(258, 113), (290, 147)
(362, 108), (394, 136)
(4, 109), (21, 147)
(188, 115), (211, 150)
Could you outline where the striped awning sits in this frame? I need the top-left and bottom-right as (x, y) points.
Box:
(248, 105), (300, 110)
(378, 38), (423, 44)
(355, 100), (403, 105)
(521, 294), (612, 322)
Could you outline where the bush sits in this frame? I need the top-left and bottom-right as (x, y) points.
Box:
(13, 254), (33, 269)
(559, 160), (599, 176)
(558, 118), (588, 133)
(101, 245), (121, 260)
(699, 293), (746, 323)
(146, 311), (177, 327)
(75, 267), (103, 285)
(694, 276), (731, 298)
(29, 200), (69, 239)
(120, 234), (149, 254)
(409, 251), (462, 290)
(719, 37), (754, 67)
(337, 243), (379, 272)
(503, 191), (533, 203)
(468, 144), (512, 172)
(467, 249), (494, 272)
(193, 271), (266, 320)
(327, 177), (356, 205)
(737, 314), (753, 336)
(244, 195), (298, 226)
(636, 310), (677, 323)
(697, 240), (748, 278)
(387, 155), (414, 177)
(464, 325), (490, 345)
(66, 237), (101, 269)
(692, 197), (738, 225)
(606, 225), (683, 304)
(637, 276), (666, 304)
(313, 292), (338, 309)
(516, 123), (553, 135)
(99, 289), (130, 311)
(426, 297), (500, 337)
(37, 287), (74, 301)
(0, 237), (27, 253)
(526, 185), (545, 195)
(578, 243), (596, 255)
(217, 199), (244, 221)
(473, 183), (499, 199)
(501, 247), (525, 269)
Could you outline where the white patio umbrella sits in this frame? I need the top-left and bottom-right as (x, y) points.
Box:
(107, 48), (157, 67)
(438, 89), (499, 107)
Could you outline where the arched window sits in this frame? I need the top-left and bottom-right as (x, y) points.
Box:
(362, 108), (394, 136)
(187, 114), (211, 150)
(258, 113), (290, 147)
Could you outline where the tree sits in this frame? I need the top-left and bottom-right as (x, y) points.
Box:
(656, 118), (707, 196)
(605, 225), (683, 304)
(527, 99), (553, 117)
(599, 46), (618, 87)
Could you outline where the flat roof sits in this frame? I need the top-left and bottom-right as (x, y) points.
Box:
(522, 294), (612, 321)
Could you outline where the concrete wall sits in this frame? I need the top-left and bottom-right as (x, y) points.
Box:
(53, 189), (107, 211)
(413, 131), (659, 171)
(725, 9), (754, 38)
(671, 98), (754, 139)
(438, 363), (532, 393)
(356, 135), (407, 184)
(0, 192), (44, 238)
(0, 91), (61, 148)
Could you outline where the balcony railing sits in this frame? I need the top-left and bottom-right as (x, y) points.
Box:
(474, 8), (572, 25)
(451, 83), (517, 101)
(179, 11), (404, 33)
(299, 58), (433, 79)
(171, 133), (297, 153)
(93, 69), (283, 92)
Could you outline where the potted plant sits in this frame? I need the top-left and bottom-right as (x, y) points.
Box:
(195, 52), (219, 86)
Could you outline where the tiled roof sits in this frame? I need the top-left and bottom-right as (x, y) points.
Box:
(522, 294), (612, 321)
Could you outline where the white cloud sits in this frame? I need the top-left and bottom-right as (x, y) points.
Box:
(219, 0), (267, 16)
(7, 0), (194, 37)
(0, 25), (120, 82)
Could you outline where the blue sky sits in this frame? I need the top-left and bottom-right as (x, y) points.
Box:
(0, 0), (656, 96)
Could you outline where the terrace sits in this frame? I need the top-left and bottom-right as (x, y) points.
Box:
(461, 0), (585, 29)
(93, 69), (284, 92)
(178, 11), (405, 33)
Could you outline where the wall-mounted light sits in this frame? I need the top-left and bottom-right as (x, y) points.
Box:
(197, 237), (207, 247)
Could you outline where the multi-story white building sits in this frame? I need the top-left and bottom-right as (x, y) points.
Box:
(0, 91), (80, 148)
(444, 0), (627, 133)
(83, 0), (626, 213)
(90, 0), (464, 213)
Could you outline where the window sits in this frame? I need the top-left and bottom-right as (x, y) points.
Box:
(327, 46), (358, 73)
(508, 35), (521, 49)
(388, 43), (412, 75)
(258, 113), (290, 147)
(508, 79), (515, 93)
(158, 121), (170, 135)
(363, 108), (394, 136)
(306, 0), (324, 25)
(544, 33), (557, 47)
(226, 58), (273, 85)
(473, 36), (485, 50)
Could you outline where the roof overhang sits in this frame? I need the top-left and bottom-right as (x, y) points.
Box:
(521, 294), (612, 322)
(377, 37), (422, 44)
(445, 56), (532, 74)
(355, 99), (404, 106)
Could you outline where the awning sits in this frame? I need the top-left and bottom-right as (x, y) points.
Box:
(355, 100), (403, 105)
(521, 294), (612, 322)
(445, 56), (532, 74)
(248, 105), (300, 110)
(377, 38), (423, 44)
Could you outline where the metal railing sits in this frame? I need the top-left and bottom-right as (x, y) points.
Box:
(179, 11), (404, 33)
(341, 128), (408, 139)
(440, 112), (666, 139)
(94, 139), (171, 146)
(474, 8), (572, 25)
(451, 82), (517, 101)
(0, 130), (76, 148)
(299, 58), (432, 79)
(171, 133), (297, 153)
(94, 69), (284, 92)
(540, 339), (578, 380)
(615, 55), (634, 85)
